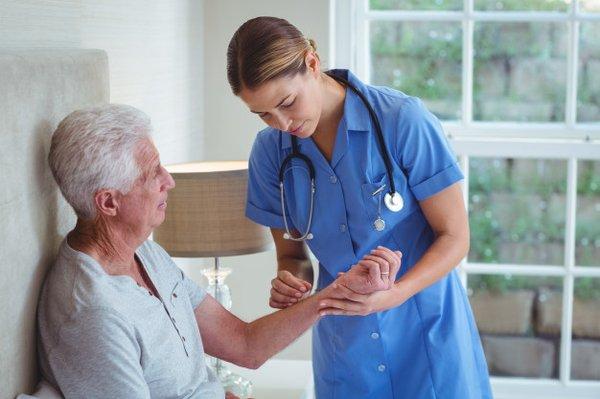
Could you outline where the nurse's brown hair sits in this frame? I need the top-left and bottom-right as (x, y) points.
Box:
(227, 16), (319, 95)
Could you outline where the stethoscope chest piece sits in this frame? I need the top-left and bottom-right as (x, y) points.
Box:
(384, 192), (404, 212)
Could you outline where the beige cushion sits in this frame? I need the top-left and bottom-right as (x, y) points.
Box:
(0, 49), (109, 397)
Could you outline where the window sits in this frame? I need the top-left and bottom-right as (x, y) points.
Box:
(333, 1), (600, 397)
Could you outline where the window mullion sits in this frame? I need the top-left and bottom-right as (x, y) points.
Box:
(559, 158), (578, 383)
(566, 2), (580, 128)
(471, 11), (569, 22)
(355, 0), (368, 81)
(463, 0), (474, 127)
(464, 263), (568, 276)
(459, 155), (469, 288)
(573, 266), (600, 277)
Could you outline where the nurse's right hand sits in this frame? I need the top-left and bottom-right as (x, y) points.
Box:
(270, 270), (313, 309)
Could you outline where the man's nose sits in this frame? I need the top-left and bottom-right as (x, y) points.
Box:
(164, 170), (176, 190)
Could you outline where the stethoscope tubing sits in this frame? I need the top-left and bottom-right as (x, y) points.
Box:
(278, 71), (399, 241)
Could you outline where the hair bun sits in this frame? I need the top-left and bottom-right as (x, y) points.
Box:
(308, 38), (317, 52)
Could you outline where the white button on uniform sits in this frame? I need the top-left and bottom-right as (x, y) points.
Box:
(371, 332), (380, 340)
(378, 364), (386, 372)
(329, 175), (338, 184)
(339, 224), (347, 233)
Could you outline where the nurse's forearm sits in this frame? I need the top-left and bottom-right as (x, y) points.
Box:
(242, 291), (324, 369)
(277, 256), (314, 284)
(394, 232), (469, 301)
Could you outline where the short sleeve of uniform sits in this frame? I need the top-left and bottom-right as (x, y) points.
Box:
(245, 132), (287, 229)
(394, 97), (464, 201)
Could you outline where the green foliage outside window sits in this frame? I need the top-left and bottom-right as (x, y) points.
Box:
(468, 159), (600, 299)
(370, 0), (570, 11)
(369, 0), (599, 122)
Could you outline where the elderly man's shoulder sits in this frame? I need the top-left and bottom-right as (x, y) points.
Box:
(138, 239), (171, 261)
(137, 239), (182, 277)
(40, 241), (136, 326)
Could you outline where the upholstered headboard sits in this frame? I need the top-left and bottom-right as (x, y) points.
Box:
(0, 50), (109, 398)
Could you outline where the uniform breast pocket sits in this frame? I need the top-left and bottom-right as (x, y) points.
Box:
(361, 172), (414, 229)
(361, 176), (387, 224)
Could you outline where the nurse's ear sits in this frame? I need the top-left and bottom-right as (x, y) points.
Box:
(304, 50), (321, 79)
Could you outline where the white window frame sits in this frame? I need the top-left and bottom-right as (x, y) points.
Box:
(331, 1), (600, 398)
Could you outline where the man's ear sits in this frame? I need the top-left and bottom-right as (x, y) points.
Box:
(94, 189), (119, 217)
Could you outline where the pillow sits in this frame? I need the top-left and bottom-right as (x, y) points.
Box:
(16, 380), (63, 399)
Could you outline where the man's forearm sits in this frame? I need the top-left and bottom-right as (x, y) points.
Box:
(242, 291), (323, 369)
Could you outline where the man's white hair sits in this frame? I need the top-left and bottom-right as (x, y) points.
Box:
(48, 104), (152, 220)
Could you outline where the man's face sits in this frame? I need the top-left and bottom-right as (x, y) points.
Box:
(117, 139), (175, 236)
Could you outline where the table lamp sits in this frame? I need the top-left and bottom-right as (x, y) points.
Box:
(153, 161), (272, 399)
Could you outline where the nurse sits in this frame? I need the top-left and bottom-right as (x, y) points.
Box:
(227, 16), (492, 399)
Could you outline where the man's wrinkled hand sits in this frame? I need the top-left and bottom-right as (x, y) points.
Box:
(337, 246), (402, 294)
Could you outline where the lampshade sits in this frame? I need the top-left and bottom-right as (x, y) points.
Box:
(153, 161), (272, 258)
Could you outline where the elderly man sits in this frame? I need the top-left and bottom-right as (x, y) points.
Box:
(38, 104), (402, 399)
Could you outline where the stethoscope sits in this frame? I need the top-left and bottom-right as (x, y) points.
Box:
(279, 71), (403, 241)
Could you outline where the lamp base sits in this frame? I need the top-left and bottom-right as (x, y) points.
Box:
(201, 260), (253, 398)
(214, 359), (253, 398)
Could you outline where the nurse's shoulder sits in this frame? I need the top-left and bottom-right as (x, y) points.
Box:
(248, 125), (283, 174)
(254, 125), (282, 149)
(367, 84), (434, 128)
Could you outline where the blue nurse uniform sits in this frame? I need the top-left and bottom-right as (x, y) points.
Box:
(245, 69), (492, 399)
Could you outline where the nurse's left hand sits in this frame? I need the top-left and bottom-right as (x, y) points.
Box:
(337, 246), (402, 294)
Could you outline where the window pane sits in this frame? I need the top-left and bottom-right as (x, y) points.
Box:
(468, 158), (567, 265)
(473, 22), (567, 122)
(474, 0), (569, 11)
(468, 275), (562, 379)
(370, 21), (462, 120)
(571, 277), (600, 381)
(577, 22), (600, 123)
(369, 0), (462, 11)
(576, 161), (600, 266)
(580, 0), (600, 12)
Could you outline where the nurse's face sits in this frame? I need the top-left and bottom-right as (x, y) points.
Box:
(238, 57), (323, 138)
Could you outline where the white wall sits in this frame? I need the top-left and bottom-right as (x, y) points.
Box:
(0, 0), (205, 164)
(197, 0), (332, 361)
(203, 0), (332, 161)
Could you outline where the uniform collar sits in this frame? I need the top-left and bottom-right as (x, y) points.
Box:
(330, 69), (371, 133)
(281, 69), (371, 150)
